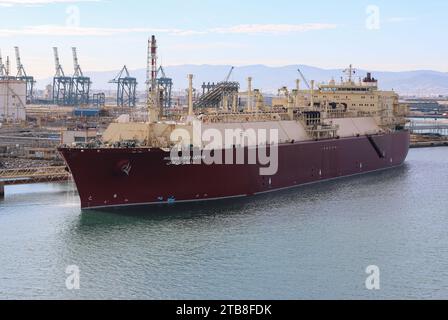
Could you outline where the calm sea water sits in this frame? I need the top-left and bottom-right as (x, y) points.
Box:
(1, 148), (448, 300)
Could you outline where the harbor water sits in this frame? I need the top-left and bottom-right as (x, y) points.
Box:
(0, 147), (448, 299)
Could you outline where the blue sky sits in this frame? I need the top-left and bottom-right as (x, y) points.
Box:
(0, 0), (446, 78)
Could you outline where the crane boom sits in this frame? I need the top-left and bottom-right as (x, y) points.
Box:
(157, 65), (166, 79)
(53, 47), (65, 77)
(0, 49), (5, 77)
(297, 68), (311, 90)
(109, 65), (131, 83)
(72, 47), (83, 77)
(15, 47), (21, 71)
(224, 66), (235, 82)
(14, 46), (26, 77)
(6, 56), (10, 76)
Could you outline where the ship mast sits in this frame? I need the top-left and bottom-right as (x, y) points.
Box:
(343, 64), (356, 83)
(146, 35), (160, 122)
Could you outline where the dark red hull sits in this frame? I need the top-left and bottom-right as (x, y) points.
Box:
(59, 131), (410, 209)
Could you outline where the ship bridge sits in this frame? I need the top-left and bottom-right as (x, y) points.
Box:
(319, 84), (377, 93)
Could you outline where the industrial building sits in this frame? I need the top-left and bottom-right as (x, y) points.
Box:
(62, 129), (98, 145)
(0, 79), (27, 122)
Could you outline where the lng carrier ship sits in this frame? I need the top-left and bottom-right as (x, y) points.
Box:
(59, 38), (410, 210)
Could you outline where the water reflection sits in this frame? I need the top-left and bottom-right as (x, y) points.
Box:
(7, 147), (448, 299)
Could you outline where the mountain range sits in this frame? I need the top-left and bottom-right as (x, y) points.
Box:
(37, 65), (448, 96)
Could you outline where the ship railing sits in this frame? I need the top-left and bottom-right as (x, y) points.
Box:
(200, 111), (285, 123)
(325, 111), (358, 119)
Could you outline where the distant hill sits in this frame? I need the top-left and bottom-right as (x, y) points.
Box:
(36, 65), (448, 96)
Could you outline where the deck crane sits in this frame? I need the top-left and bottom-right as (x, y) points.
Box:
(224, 66), (235, 82)
(297, 68), (311, 90)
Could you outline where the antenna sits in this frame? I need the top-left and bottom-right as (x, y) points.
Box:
(150, 35), (157, 93)
(146, 35), (159, 110)
(146, 38), (151, 95)
(146, 36), (158, 102)
(343, 64), (356, 82)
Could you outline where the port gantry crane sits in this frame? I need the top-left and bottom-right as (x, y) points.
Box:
(71, 47), (91, 106)
(0, 50), (14, 80)
(14, 47), (36, 103)
(109, 65), (137, 108)
(0, 50), (7, 79)
(52, 47), (73, 106)
(156, 65), (173, 111)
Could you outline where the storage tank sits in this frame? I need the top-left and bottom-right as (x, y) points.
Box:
(0, 79), (27, 122)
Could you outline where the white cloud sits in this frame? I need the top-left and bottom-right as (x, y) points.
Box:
(0, 25), (204, 37)
(0, 0), (100, 6)
(0, 23), (337, 37)
(168, 42), (249, 51)
(388, 17), (417, 23)
(210, 23), (338, 35)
